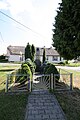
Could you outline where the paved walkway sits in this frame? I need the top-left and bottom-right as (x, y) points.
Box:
(24, 90), (66, 120)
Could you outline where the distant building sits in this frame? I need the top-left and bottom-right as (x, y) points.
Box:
(7, 45), (25, 62)
(7, 45), (64, 63)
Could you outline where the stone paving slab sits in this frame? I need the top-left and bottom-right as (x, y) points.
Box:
(24, 90), (67, 120)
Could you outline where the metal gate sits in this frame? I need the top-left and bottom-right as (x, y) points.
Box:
(32, 72), (73, 91)
(32, 74), (51, 90)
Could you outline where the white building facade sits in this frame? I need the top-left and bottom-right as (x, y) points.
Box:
(7, 45), (64, 63)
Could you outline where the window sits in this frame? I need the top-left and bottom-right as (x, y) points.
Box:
(36, 48), (39, 51)
(53, 56), (58, 61)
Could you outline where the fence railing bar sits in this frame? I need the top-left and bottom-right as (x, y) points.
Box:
(58, 68), (72, 74)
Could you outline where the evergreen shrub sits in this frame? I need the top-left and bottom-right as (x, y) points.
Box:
(34, 59), (41, 72)
(44, 63), (60, 81)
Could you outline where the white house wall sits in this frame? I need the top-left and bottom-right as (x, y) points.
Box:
(39, 56), (64, 63)
(8, 55), (21, 62)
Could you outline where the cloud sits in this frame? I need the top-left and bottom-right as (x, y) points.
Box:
(0, 0), (61, 49)
(6, 0), (33, 15)
(0, 1), (8, 10)
(0, 0), (61, 27)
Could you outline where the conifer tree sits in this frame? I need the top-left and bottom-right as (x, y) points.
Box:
(25, 43), (32, 60)
(52, 0), (80, 60)
(31, 44), (35, 62)
(43, 48), (46, 63)
(25, 43), (35, 61)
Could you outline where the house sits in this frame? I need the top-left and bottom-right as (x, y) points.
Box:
(7, 45), (64, 63)
(7, 45), (25, 62)
(35, 47), (64, 63)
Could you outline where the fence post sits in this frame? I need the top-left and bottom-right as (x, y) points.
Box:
(70, 73), (73, 91)
(28, 77), (31, 92)
(53, 74), (55, 90)
(51, 74), (53, 90)
(5, 74), (9, 92)
(49, 74), (51, 90)
(59, 68), (60, 74)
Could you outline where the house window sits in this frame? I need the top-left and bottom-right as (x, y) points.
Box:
(53, 56), (58, 61)
(36, 48), (39, 51)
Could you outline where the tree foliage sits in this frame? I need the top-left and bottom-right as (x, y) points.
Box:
(31, 44), (35, 62)
(25, 43), (35, 61)
(43, 48), (46, 63)
(25, 43), (32, 60)
(52, 0), (80, 60)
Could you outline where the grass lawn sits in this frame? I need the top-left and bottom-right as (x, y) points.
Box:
(55, 89), (80, 120)
(0, 63), (21, 92)
(54, 62), (80, 67)
(0, 71), (7, 92)
(0, 63), (29, 120)
(0, 93), (28, 120)
(0, 63), (21, 71)
(67, 62), (80, 67)
(59, 68), (80, 89)
(54, 68), (80, 119)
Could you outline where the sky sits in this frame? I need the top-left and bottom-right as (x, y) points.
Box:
(0, 0), (61, 55)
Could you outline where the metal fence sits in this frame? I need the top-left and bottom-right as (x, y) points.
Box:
(32, 70), (73, 91)
(53, 73), (73, 91)
(5, 73), (31, 93)
(0, 68), (74, 93)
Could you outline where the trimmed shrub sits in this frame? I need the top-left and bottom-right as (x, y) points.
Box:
(21, 63), (32, 78)
(44, 63), (60, 81)
(25, 58), (35, 74)
(16, 63), (32, 84)
(40, 60), (49, 73)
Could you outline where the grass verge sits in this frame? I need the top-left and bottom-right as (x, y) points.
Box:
(0, 63), (21, 92)
(55, 88), (80, 120)
(59, 69), (80, 89)
(67, 62), (80, 67)
(0, 93), (29, 120)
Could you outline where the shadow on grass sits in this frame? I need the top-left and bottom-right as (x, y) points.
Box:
(0, 88), (5, 93)
(0, 91), (29, 120)
(0, 69), (15, 72)
(54, 87), (80, 120)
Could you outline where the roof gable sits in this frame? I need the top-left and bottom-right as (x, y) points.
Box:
(7, 45), (59, 56)
(7, 45), (25, 55)
(36, 47), (59, 56)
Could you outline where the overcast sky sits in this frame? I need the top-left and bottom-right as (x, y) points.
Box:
(0, 0), (61, 55)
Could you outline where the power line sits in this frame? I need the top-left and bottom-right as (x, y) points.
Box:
(0, 18), (46, 39)
(0, 11), (46, 38)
